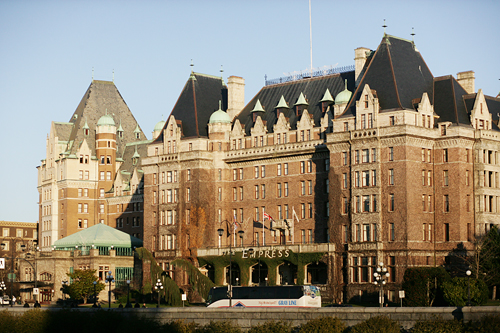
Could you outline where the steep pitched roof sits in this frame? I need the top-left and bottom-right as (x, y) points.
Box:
(118, 140), (150, 184)
(65, 80), (146, 157)
(156, 73), (227, 140)
(433, 75), (471, 126)
(53, 223), (143, 248)
(236, 71), (355, 134)
(342, 35), (434, 117)
(53, 122), (74, 141)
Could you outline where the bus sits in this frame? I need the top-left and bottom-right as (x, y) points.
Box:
(206, 285), (321, 308)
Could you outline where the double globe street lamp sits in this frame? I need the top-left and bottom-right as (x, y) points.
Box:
(373, 262), (390, 307)
(155, 279), (163, 308)
(105, 271), (114, 308)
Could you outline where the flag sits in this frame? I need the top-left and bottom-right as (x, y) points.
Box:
(263, 212), (273, 221)
(234, 215), (238, 230)
(293, 207), (300, 224)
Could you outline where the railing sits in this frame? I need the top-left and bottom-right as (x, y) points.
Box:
(265, 65), (355, 86)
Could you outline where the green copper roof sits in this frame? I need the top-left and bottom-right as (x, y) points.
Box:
(335, 79), (352, 105)
(133, 124), (141, 133)
(275, 95), (289, 109)
(117, 121), (124, 132)
(97, 113), (115, 126)
(154, 119), (166, 131)
(294, 92), (309, 106)
(82, 120), (90, 130)
(320, 88), (334, 103)
(251, 99), (265, 113)
(53, 223), (143, 248)
(209, 110), (231, 124)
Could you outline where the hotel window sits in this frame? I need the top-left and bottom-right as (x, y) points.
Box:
(277, 205), (282, 219)
(240, 208), (244, 223)
(301, 181), (305, 195)
(427, 149), (431, 162)
(261, 165), (266, 178)
(362, 171), (369, 187)
(308, 180), (312, 195)
(167, 171), (172, 183)
(443, 149), (448, 162)
(233, 169), (237, 181)
(84, 171), (89, 180)
(443, 195), (450, 212)
(427, 171), (432, 186)
(284, 183), (289, 197)
(308, 229), (313, 243)
(255, 207), (260, 221)
(187, 169), (191, 181)
(106, 171), (111, 180)
(422, 170), (426, 186)
(218, 169), (222, 181)
(239, 187), (244, 200)
(277, 164), (282, 176)
(167, 211), (173, 225)
(78, 203), (82, 213)
(389, 194), (395, 212)
(218, 209), (222, 223)
(300, 161), (305, 174)
(186, 210), (190, 224)
(371, 148), (377, 163)
(161, 172), (165, 184)
(301, 203), (306, 219)
(326, 179), (329, 193)
(308, 203), (313, 218)
(277, 183), (282, 198)
(79, 170), (83, 179)
(174, 189), (178, 203)
(233, 188), (237, 201)
(389, 223), (395, 241)
(428, 195), (432, 212)
(362, 149), (369, 163)
(372, 195), (377, 212)
(389, 169), (394, 185)
(466, 170), (470, 186)
(284, 163), (289, 175)
(325, 159), (330, 171)
(355, 196), (360, 213)
(78, 188), (82, 197)
(186, 188), (191, 202)
(167, 189), (172, 203)
(443, 170), (449, 186)
(307, 160), (312, 173)
(371, 170), (377, 186)
(238, 168), (243, 180)
(100, 188), (104, 198)
(363, 195), (370, 212)
(354, 171), (360, 187)
(389, 147), (394, 161)
(276, 133), (281, 144)
(84, 204), (88, 213)
(354, 150), (359, 164)
(363, 224), (371, 241)
(100, 171), (105, 180)
(254, 166), (259, 178)
(261, 184), (266, 199)
(444, 223), (450, 241)
(389, 116), (395, 126)
(254, 185), (259, 199)
(344, 122), (349, 131)
(342, 152), (348, 166)
(422, 148), (426, 162)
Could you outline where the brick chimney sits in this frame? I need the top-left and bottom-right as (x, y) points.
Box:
(457, 71), (475, 94)
(227, 76), (245, 121)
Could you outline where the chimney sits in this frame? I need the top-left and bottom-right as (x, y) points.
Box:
(227, 76), (245, 120)
(354, 47), (371, 82)
(457, 71), (475, 94)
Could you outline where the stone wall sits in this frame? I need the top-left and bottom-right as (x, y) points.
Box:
(6, 306), (500, 331)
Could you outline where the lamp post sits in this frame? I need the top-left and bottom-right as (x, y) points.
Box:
(154, 278), (163, 308)
(92, 281), (97, 308)
(218, 227), (233, 307)
(466, 269), (471, 306)
(0, 281), (6, 307)
(373, 262), (390, 308)
(105, 271), (114, 308)
(125, 280), (132, 308)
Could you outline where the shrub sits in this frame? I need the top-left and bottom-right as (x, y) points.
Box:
(16, 309), (49, 333)
(442, 277), (489, 307)
(163, 319), (199, 333)
(299, 316), (346, 333)
(349, 316), (400, 333)
(412, 316), (464, 333)
(0, 310), (16, 333)
(248, 320), (291, 333)
(195, 320), (242, 333)
(464, 315), (500, 333)
(402, 267), (450, 307)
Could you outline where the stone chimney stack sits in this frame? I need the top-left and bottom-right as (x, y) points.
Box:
(354, 47), (371, 82)
(457, 71), (475, 94)
(227, 76), (245, 121)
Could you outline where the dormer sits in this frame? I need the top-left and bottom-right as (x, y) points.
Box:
(296, 109), (314, 142)
(250, 115), (267, 147)
(133, 124), (141, 140)
(471, 89), (492, 130)
(295, 92), (308, 118)
(273, 112), (291, 145)
(82, 120), (90, 137)
(414, 92), (435, 128)
(275, 95), (289, 119)
(116, 121), (124, 139)
(251, 99), (265, 122)
(163, 115), (181, 154)
(320, 88), (334, 114)
(230, 119), (246, 150)
(355, 84), (379, 129)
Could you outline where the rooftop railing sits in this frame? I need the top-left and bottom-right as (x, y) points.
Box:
(265, 65), (355, 86)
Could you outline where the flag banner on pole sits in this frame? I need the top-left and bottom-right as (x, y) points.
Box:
(263, 212), (273, 221)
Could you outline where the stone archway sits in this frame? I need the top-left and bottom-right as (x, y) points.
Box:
(225, 263), (241, 286)
(251, 262), (268, 286)
(278, 261), (297, 285)
(306, 262), (328, 284)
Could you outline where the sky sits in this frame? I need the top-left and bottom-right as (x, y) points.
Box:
(0, 0), (499, 223)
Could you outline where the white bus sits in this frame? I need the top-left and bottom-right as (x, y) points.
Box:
(206, 285), (321, 308)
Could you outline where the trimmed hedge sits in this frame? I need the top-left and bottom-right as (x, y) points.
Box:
(350, 316), (401, 333)
(298, 316), (346, 333)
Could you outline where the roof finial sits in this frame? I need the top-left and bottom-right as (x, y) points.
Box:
(112, 69), (115, 83)
(411, 27), (415, 42)
(92, 67), (94, 81)
(190, 59), (194, 72)
(220, 65), (224, 78)
(219, 100), (222, 110)
(383, 19), (387, 35)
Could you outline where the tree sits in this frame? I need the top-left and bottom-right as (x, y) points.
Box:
(66, 269), (105, 304)
(402, 267), (450, 306)
(470, 226), (500, 299)
(442, 277), (488, 306)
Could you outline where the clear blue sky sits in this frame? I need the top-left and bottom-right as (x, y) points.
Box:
(1, 0), (499, 223)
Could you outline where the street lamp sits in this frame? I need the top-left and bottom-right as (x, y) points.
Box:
(0, 281), (6, 307)
(218, 227), (233, 307)
(154, 278), (163, 308)
(105, 271), (114, 308)
(125, 280), (132, 308)
(373, 262), (390, 308)
(92, 281), (97, 308)
(466, 270), (472, 306)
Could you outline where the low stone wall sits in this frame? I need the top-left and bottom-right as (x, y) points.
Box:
(5, 306), (500, 331)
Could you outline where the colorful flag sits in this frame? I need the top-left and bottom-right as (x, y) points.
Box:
(263, 212), (273, 221)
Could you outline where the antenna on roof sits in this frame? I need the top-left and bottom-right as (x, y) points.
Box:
(309, 0), (313, 77)
(411, 27), (415, 42)
(383, 19), (387, 35)
(112, 69), (115, 83)
(92, 67), (94, 81)
(190, 59), (194, 72)
(220, 65), (224, 83)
